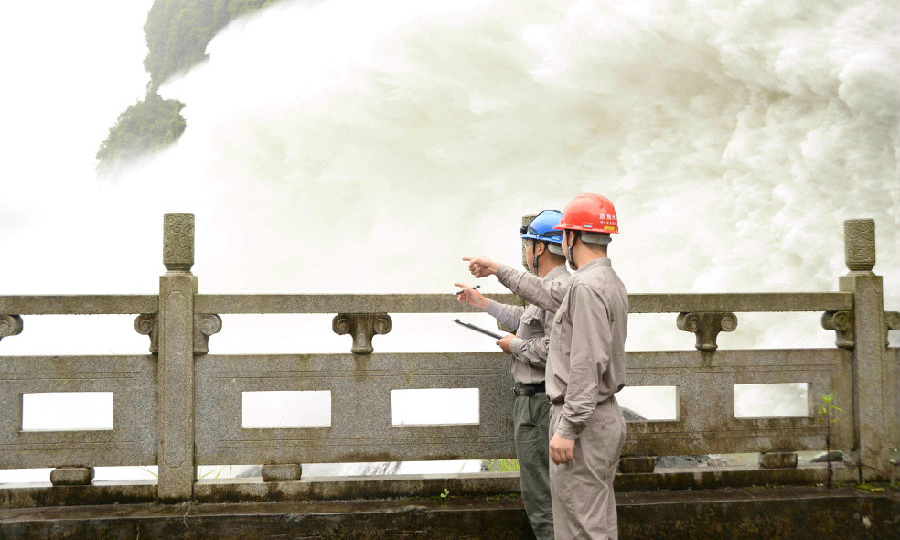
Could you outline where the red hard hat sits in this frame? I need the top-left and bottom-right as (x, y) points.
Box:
(554, 193), (618, 234)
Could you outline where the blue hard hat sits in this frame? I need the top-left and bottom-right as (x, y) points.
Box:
(520, 210), (564, 245)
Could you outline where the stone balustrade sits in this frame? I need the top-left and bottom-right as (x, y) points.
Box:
(0, 215), (897, 506)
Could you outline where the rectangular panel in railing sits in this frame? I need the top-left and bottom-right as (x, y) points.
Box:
(887, 347), (900, 455)
(195, 353), (516, 465)
(0, 296), (158, 315)
(621, 349), (853, 456)
(0, 356), (157, 469)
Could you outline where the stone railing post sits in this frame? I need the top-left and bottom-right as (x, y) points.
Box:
(157, 214), (198, 500)
(839, 219), (893, 481)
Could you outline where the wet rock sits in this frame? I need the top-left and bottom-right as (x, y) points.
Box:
(810, 450), (843, 462)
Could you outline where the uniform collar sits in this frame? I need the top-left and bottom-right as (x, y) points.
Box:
(543, 263), (569, 280)
(575, 257), (612, 273)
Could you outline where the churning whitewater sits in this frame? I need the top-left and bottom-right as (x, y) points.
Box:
(148, 0), (897, 318)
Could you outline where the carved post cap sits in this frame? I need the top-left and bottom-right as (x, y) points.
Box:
(843, 219), (875, 274)
(163, 213), (195, 272)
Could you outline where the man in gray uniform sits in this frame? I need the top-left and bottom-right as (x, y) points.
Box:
(464, 193), (628, 540)
(456, 210), (570, 540)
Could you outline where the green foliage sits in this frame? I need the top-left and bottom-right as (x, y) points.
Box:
(143, 0), (283, 90)
(816, 392), (843, 489)
(817, 392), (843, 425)
(96, 92), (186, 169)
(483, 459), (520, 471)
(97, 0), (285, 168)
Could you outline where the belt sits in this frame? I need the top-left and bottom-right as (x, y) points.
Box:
(512, 382), (545, 396)
(549, 394), (616, 406)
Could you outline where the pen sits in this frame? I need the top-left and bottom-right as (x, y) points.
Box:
(455, 284), (481, 296)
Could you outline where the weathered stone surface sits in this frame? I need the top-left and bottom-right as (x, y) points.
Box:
(619, 456), (656, 473)
(676, 311), (737, 351)
(49, 467), (94, 486)
(759, 451), (799, 469)
(0, 481), (156, 509)
(157, 213), (198, 501)
(1, 487), (896, 540)
(134, 313), (158, 353)
(844, 218), (875, 274)
(885, 311), (899, 346)
(192, 292), (852, 315)
(811, 450), (843, 463)
(163, 213), (194, 272)
(840, 272), (892, 480)
(261, 464), (302, 482)
(193, 313), (222, 354)
(0, 295), (158, 315)
(0, 315), (23, 341)
(331, 313), (392, 354)
(0, 355), (157, 470)
(0, 464), (864, 510)
(623, 348), (853, 456)
(194, 352), (516, 465)
(821, 310), (854, 349)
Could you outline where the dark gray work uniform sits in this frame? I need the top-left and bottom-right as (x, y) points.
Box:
(497, 258), (628, 540)
(486, 263), (570, 540)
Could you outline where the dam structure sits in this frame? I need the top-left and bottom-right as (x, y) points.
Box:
(0, 214), (897, 539)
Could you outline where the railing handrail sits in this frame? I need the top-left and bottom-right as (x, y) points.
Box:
(0, 291), (852, 315)
(0, 295), (158, 315)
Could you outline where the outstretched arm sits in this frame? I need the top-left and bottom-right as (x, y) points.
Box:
(463, 256), (569, 312)
(496, 264), (568, 312)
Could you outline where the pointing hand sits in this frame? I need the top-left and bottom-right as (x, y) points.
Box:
(463, 256), (499, 278)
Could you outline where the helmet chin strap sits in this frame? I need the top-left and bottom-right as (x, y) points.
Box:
(532, 242), (540, 275)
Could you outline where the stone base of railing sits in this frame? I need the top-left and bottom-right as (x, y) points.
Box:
(3, 486), (897, 540)
(0, 463), (862, 509)
(618, 456), (655, 473)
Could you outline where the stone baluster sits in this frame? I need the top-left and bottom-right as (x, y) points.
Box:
(332, 313), (392, 354)
(156, 213), (198, 500)
(839, 218), (894, 481)
(676, 311), (737, 351)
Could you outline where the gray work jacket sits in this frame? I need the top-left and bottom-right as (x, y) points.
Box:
(486, 264), (571, 385)
(497, 257), (628, 439)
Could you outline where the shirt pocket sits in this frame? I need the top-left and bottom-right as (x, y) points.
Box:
(519, 305), (543, 331)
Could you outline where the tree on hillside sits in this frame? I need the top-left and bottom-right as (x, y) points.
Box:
(97, 0), (284, 170)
